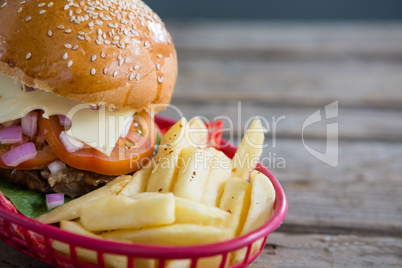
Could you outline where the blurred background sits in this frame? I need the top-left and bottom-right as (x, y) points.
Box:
(147, 0), (402, 20)
(148, 1), (402, 267)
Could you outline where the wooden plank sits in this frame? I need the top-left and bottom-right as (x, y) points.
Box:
(251, 232), (402, 268)
(0, 241), (52, 267)
(255, 139), (402, 235)
(169, 22), (402, 59)
(171, 58), (402, 109)
(159, 103), (402, 141)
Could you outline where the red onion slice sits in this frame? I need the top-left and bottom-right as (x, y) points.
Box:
(0, 125), (22, 144)
(21, 111), (38, 138)
(48, 160), (67, 174)
(46, 193), (64, 210)
(1, 142), (37, 167)
(59, 131), (84, 153)
(58, 115), (71, 126)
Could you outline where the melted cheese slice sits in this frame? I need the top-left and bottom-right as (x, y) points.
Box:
(0, 74), (135, 156)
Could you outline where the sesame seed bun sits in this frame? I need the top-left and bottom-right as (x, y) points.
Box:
(0, 0), (177, 111)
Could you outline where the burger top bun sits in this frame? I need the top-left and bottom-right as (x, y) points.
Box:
(0, 0), (177, 111)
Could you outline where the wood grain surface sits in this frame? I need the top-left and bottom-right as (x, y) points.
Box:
(1, 22), (401, 267)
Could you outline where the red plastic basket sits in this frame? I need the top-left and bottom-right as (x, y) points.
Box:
(0, 115), (288, 268)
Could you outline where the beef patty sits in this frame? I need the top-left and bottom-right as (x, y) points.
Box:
(0, 166), (115, 198)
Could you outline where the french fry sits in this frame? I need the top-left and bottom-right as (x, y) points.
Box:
(128, 192), (159, 199)
(35, 175), (132, 224)
(219, 177), (251, 238)
(201, 148), (232, 207)
(188, 116), (209, 149)
(103, 224), (230, 246)
(231, 118), (266, 181)
(80, 193), (175, 232)
(147, 118), (189, 193)
(230, 170), (276, 265)
(118, 166), (153, 197)
(165, 255), (228, 268)
(173, 147), (212, 202)
(175, 196), (230, 226)
(53, 220), (128, 268)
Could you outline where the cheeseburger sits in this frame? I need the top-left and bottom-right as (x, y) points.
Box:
(0, 0), (177, 197)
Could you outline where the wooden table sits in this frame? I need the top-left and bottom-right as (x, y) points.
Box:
(1, 22), (401, 267)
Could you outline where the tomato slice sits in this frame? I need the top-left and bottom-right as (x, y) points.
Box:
(205, 120), (224, 149)
(38, 111), (156, 176)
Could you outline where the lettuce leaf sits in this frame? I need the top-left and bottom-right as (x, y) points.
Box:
(0, 179), (71, 218)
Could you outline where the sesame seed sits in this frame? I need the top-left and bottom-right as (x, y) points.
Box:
(25, 16), (32, 22)
(113, 71), (117, 77)
(136, 74), (140, 81)
(144, 41), (150, 47)
(88, 22), (94, 27)
(38, 3), (45, 7)
(157, 54), (162, 59)
(65, 29), (72, 33)
(96, 40), (102, 45)
(134, 65), (140, 70)
(125, 58), (130, 63)
(20, 1), (26, 4)
(158, 76), (164, 83)
(101, 51), (106, 58)
(78, 31), (85, 36)
(17, 7), (22, 13)
(98, 29), (102, 35)
(78, 35), (85, 40)
(90, 68), (96, 75)
(1, 2), (7, 8)
(85, 35), (90, 41)
(113, 36), (119, 40)
(67, 60), (73, 67)
(64, 4), (69, 10)
(72, 45), (78, 50)
(91, 55), (97, 61)
(48, 2), (53, 7)
(63, 53), (68, 60)
(129, 74), (134, 81)
(69, 10), (73, 16)
(103, 68), (108, 74)
(57, 25), (64, 30)
(104, 40), (111, 44)
(39, 10), (46, 14)
(64, 44), (72, 49)
(48, 30), (53, 37)
(119, 59), (124, 66)
(156, 63), (160, 70)
(26, 52), (32, 59)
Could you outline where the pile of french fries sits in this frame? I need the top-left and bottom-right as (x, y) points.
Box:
(36, 117), (276, 268)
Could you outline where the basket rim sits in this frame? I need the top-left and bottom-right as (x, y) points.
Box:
(0, 115), (288, 259)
